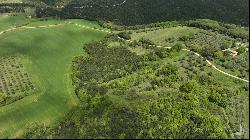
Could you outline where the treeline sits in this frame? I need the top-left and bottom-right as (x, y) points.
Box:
(0, 3), (35, 13)
(100, 21), (180, 31)
(2, 0), (248, 26)
(108, 19), (249, 45)
(185, 19), (249, 41)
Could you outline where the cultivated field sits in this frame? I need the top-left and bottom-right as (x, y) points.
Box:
(0, 55), (36, 106)
(0, 15), (107, 138)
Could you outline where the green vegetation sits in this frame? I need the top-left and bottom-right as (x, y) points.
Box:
(117, 31), (131, 40)
(0, 0), (249, 26)
(0, 56), (36, 106)
(131, 26), (200, 46)
(56, 0), (249, 26)
(186, 19), (249, 41)
(130, 21), (249, 81)
(22, 29), (249, 138)
(0, 16), (107, 138)
(0, 1), (249, 138)
(0, 15), (32, 30)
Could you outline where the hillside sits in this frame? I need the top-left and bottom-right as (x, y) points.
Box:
(0, 1), (249, 139)
(20, 19), (249, 139)
(0, 0), (249, 26)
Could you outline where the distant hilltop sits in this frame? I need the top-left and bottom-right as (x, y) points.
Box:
(0, 0), (249, 26)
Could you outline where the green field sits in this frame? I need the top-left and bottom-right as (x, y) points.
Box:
(131, 26), (201, 46)
(0, 15), (32, 31)
(0, 16), (107, 138)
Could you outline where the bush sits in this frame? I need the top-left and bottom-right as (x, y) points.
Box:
(237, 47), (246, 54)
(172, 43), (185, 52)
(118, 32), (131, 40)
(179, 80), (199, 93)
(139, 38), (155, 46)
(154, 47), (170, 58)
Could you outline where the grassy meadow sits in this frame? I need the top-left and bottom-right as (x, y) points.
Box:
(131, 26), (201, 46)
(0, 16), (107, 138)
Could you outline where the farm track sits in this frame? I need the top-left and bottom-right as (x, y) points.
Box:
(118, 37), (249, 83)
(0, 21), (111, 36)
(181, 49), (249, 83)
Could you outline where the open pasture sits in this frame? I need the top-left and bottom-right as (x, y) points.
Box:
(0, 15), (107, 138)
(131, 26), (201, 46)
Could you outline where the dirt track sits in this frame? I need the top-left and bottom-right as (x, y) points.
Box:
(118, 37), (249, 83)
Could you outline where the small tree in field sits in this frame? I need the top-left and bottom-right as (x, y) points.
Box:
(172, 43), (185, 52)
(24, 7), (36, 18)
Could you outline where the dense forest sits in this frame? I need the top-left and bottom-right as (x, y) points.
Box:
(59, 0), (249, 26)
(0, 0), (249, 26)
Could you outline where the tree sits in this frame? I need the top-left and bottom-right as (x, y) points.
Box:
(179, 80), (199, 93)
(172, 43), (185, 52)
(157, 64), (178, 76)
(190, 45), (202, 53)
(165, 37), (176, 43)
(237, 47), (246, 54)
(139, 38), (155, 46)
(221, 43), (230, 50)
(24, 122), (54, 139)
(144, 52), (159, 61)
(213, 51), (224, 60)
(202, 49), (214, 60)
(0, 94), (8, 105)
(154, 47), (170, 58)
(118, 32), (131, 40)
(179, 34), (192, 41)
(24, 7), (36, 18)
(231, 41), (238, 48)
(223, 51), (231, 57)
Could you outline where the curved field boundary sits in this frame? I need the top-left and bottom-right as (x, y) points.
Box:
(72, 22), (111, 33)
(0, 24), (64, 35)
(0, 22), (111, 36)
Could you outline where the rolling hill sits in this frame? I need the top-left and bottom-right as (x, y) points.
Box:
(0, 0), (249, 139)
(0, 0), (249, 26)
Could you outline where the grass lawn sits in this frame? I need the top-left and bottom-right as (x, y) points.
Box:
(131, 26), (201, 46)
(0, 16), (107, 138)
(0, 15), (34, 31)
